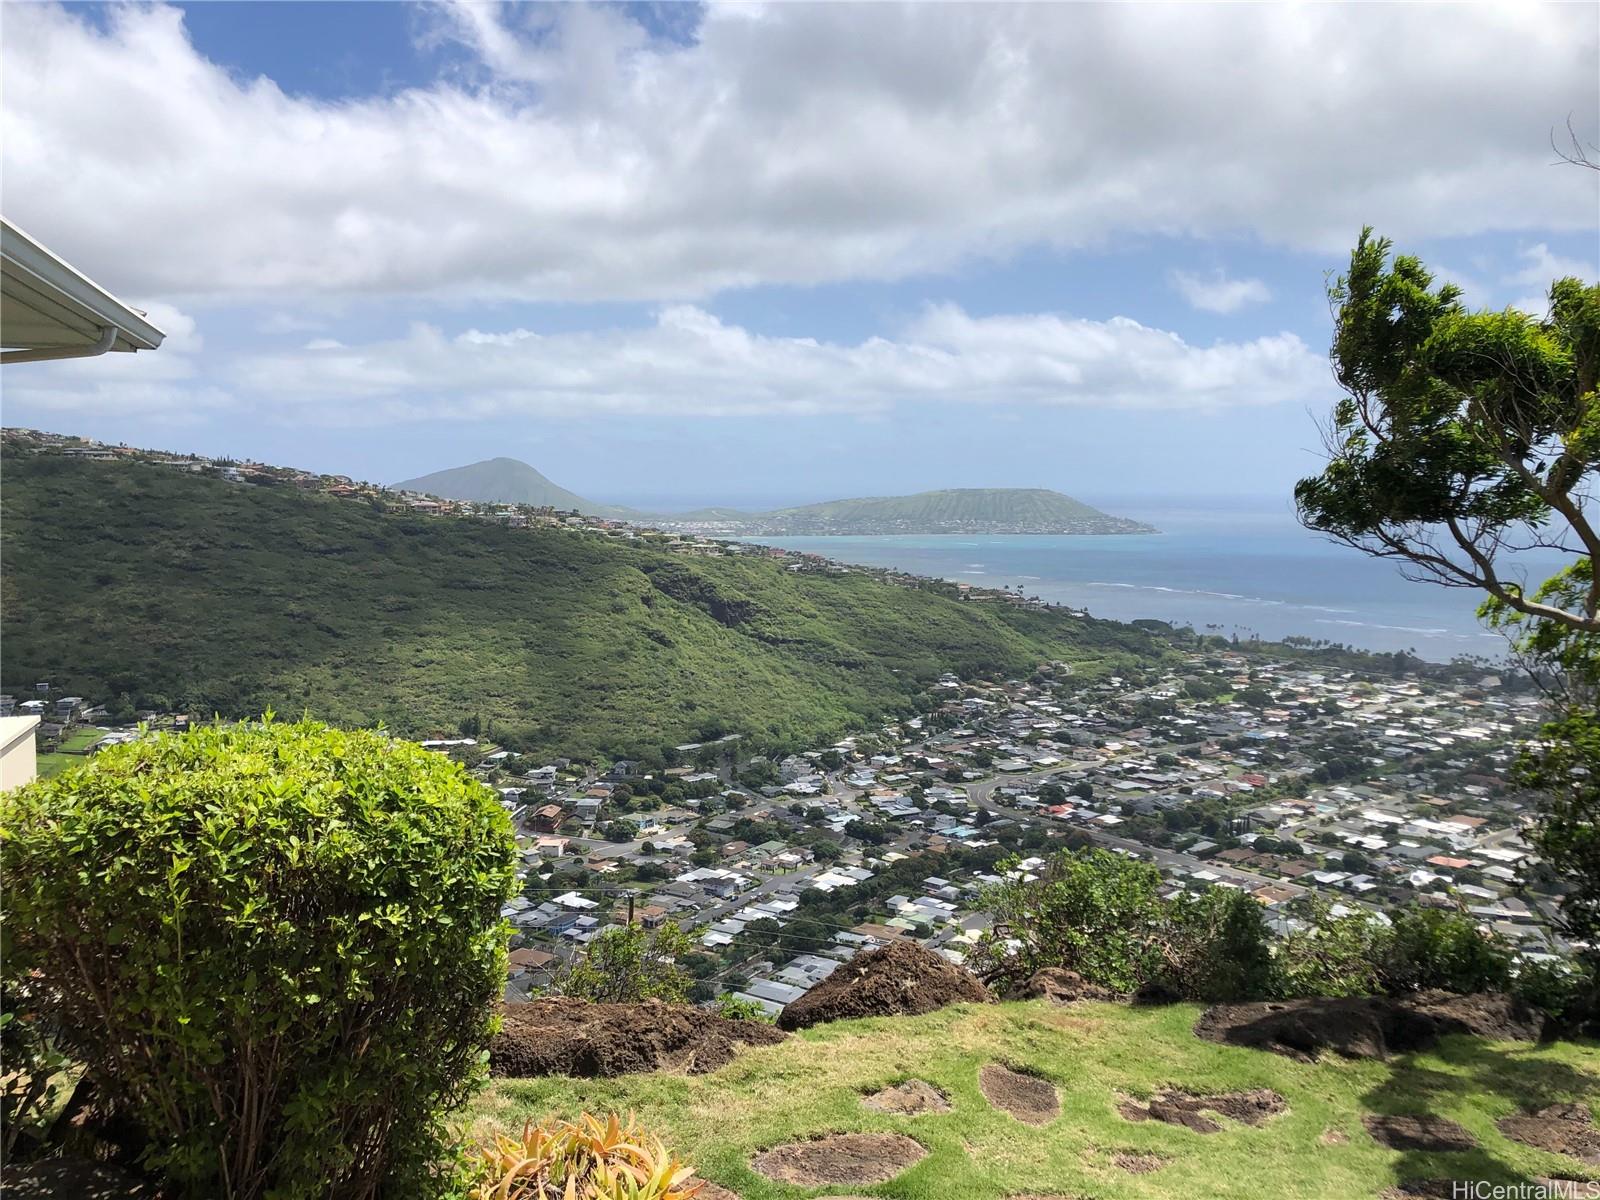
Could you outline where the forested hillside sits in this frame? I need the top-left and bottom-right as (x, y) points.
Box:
(1, 452), (1162, 758)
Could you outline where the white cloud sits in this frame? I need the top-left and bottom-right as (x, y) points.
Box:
(224, 304), (1325, 424)
(1505, 242), (1598, 313)
(259, 312), (328, 334)
(1170, 270), (1272, 314)
(1, 2), (1593, 305)
(1, 301), (233, 418)
(1508, 242), (1598, 286)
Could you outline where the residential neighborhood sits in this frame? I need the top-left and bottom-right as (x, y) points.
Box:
(2, 429), (1567, 1026)
(462, 651), (1559, 1018)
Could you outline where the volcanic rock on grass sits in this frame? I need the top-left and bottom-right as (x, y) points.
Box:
(751, 1132), (927, 1186)
(979, 1063), (1061, 1126)
(1193, 992), (1543, 1063)
(1362, 1114), (1479, 1152)
(776, 942), (991, 1031)
(1014, 968), (1120, 1005)
(1118, 1088), (1287, 1134)
(863, 1079), (952, 1115)
(489, 997), (785, 1078)
(1496, 1104), (1600, 1163)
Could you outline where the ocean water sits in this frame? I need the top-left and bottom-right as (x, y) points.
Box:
(753, 504), (1570, 662)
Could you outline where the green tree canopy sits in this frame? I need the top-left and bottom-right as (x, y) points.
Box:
(1296, 227), (1598, 635)
(1298, 228), (1599, 955)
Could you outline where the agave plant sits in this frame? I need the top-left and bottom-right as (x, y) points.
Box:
(471, 1112), (705, 1200)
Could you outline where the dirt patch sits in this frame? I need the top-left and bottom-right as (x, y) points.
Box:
(1319, 1128), (1350, 1146)
(1194, 991), (1543, 1062)
(490, 997), (785, 1078)
(1013, 967), (1121, 1005)
(1118, 1088), (1287, 1134)
(693, 1184), (741, 1200)
(751, 1132), (927, 1187)
(980, 1063), (1061, 1126)
(1112, 1151), (1167, 1174)
(863, 1079), (952, 1116)
(1497, 1104), (1600, 1163)
(1363, 1114), (1478, 1152)
(776, 942), (990, 1031)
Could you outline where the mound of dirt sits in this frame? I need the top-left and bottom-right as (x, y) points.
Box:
(751, 1132), (927, 1186)
(693, 1184), (741, 1200)
(1496, 1104), (1600, 1163)
(1193, 991), (1543, 1062)
(1363, 1114), (1478, 1152)
(863, 1079), (952, 1116)
(1118, 1088), (1287, 1134)
(490, 997), (786, 1078)
(776, 942), (991, 1031)
(1014, 968), (1121, 1005)
(980, 1063), (1061, 1126)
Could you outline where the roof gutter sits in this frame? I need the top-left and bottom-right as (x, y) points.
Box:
(1, 324), (119, 365)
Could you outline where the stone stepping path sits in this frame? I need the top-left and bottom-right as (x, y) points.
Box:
(1497, 1103), (1600, 1162)
(751, 1132), (927, 1187)
(980, 1062), (1061, 1126)
(1363, 1113), (1478, 1152)
(1118, 1088), (1287, 1134)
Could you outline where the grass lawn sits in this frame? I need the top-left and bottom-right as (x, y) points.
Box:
(470, 999), (1600, 1200)
(56, 728), (104, 753)
(34, 752), (78, 779)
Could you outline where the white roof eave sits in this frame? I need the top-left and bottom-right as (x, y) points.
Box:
(1, 217), (165, 359)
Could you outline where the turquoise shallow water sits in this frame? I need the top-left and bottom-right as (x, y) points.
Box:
(754, 505), (1570, 663)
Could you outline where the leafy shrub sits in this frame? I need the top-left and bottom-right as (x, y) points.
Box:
(558, 923), (695, 1004)
(1273, 900), (1391, 998)
(1376, 909), (1513, 995)
(1277, 903), (1525, 1002)
(469, 1113), (703, 1199)
(973, 849), (1272, 1000)
(0, 976), (72, 1160)
(1510, 955), (1597, 1028)
(712, 994), (774, 1023)
(0, 718), (517, 1200)
(1165, 887), (1276, 1003)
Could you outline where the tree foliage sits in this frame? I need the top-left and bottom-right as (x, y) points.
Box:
(0, 718), (517, 1200)
(558, 922), (695, 1004)
(1297, 229), (1600, 955)
(971, 849), (1273, 1001)
(1296, 228), (1598, 635)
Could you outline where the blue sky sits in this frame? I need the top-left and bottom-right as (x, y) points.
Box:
(5, 2), (1596, 510)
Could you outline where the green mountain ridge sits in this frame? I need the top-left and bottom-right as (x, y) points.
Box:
(393, 457), (1153, 535)
(1, 451), (1160, 758)
(738, 486), (1156, 534)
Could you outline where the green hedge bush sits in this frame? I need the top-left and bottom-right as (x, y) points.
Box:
(972, 849), (1273, 1000)
(0, 717), (517, 1200)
